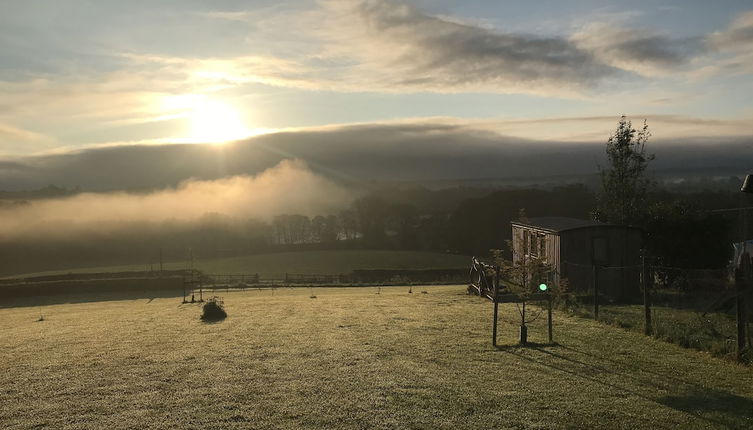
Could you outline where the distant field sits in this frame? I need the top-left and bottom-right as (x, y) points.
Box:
(1, 286), (752, 429)
(9, 250), (472, 278)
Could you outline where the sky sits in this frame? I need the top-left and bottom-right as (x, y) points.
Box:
(1, 0), (752, 168)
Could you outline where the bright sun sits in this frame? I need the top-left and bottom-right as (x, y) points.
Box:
(161, 94), (274, 144)
(188, 98), (252, 143)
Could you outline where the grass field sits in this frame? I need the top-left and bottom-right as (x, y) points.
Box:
(9, 250), (472, 278)
(2, 286), (752, 429)
(568, 301), (747, 361)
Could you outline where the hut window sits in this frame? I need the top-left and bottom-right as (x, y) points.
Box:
(539, 235), (547, 260)
(530, 232), (538, 257)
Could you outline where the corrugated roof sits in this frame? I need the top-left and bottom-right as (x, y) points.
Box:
(511, 216), (607, 232)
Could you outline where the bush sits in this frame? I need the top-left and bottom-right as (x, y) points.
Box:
(201, 297), (227, 321)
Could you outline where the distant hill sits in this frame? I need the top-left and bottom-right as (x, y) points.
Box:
(0, 184), (78, 200)
(1, 123), (750, 192)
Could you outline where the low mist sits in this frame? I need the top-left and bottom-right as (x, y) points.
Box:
(0, 159), (351, 241)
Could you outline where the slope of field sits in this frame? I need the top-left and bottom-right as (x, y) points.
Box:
(8, 250), (472, 278)
(2, 286), (752, 429)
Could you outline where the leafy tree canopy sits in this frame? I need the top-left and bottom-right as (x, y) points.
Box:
(594, 116), (654, 225)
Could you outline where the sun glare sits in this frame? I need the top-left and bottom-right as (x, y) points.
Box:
(188, 98), (251, 143)
(163, 94), (273, 144)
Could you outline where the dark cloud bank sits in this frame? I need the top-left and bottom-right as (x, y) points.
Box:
(352, 0), (616, 90)
(1, 122), (751, 192)
(334, 0), (710, 92)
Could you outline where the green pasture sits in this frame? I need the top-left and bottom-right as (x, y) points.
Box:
(1, 286), (752, 429)
(8, 250), (472, 278)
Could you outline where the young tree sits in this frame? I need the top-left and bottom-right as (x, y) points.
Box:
(595, 116), (654, 225)
(491, 245), (558, 345)
(491, 208), (566, 344)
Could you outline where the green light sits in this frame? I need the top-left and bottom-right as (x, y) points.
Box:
(539, 283), (548, 291)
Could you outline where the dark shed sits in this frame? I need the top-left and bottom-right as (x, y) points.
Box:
(511, 217), (643, 300)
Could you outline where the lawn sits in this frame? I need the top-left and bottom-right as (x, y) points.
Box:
(1, 286), (752, 429)
(8, 250), (472, 278)
(570, 301), (745, 360)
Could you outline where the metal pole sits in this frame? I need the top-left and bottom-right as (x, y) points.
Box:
(642, 251), (652, 336)
(736, 262), (746, 361)
(493, 266), (500, 347)
(593, 264), (599, 320)
(547, 293), (553, 344)
(520, 301), (527, 345)
(737, 203), (748, 360)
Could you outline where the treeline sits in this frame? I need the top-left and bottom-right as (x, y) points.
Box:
(244, 183), (753, 270)
(0, 182), (750, 276)
(0, 184), (79, 202)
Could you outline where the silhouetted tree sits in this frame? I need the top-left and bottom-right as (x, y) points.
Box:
(338, 208), (358, 241)
(595, 116), (654, 225)
(387, 203), (419, 249)
(273, 214), (311, 244)
(447, 187), (594, 256)
(354, 196), (389, 247)
(416, 212), (449, 251)
(645, 201), (732, 270)
(288, 214), (311, 244)
(311, 215), (339, 243)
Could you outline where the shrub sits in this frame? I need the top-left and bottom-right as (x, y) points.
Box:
(201, 296), (227, 321)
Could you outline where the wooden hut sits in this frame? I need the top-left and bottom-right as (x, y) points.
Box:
(511, 217), (642, 300)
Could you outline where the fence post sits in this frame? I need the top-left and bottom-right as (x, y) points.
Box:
(593, 264), (599, 320)
(642, 252), (652, 336)
(736, 253), (748, 361)
(492, 266), (500, 347)
(547, 293), (553, 344)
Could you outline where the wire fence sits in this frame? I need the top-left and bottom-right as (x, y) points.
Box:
(561, 258), (752, 362)
(180, 268), (470, 302)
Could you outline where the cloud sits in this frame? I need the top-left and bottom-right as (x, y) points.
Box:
(698, 11), (753, 77)
(2, 116), (751, 193)
(1, 0), (752, 157)
(307, 0), (618, 95)
(709, 11), (753, 51)
(0, 122), (56, 155)
(0, 159), (351, 240)
(0, 122), (50, 143)
(571, 23), (703, 76)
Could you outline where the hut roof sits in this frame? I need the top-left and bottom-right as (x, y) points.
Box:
(511, 217), (608, 233)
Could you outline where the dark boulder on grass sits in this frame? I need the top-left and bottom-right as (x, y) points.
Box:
(201, 297), (227, 321)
